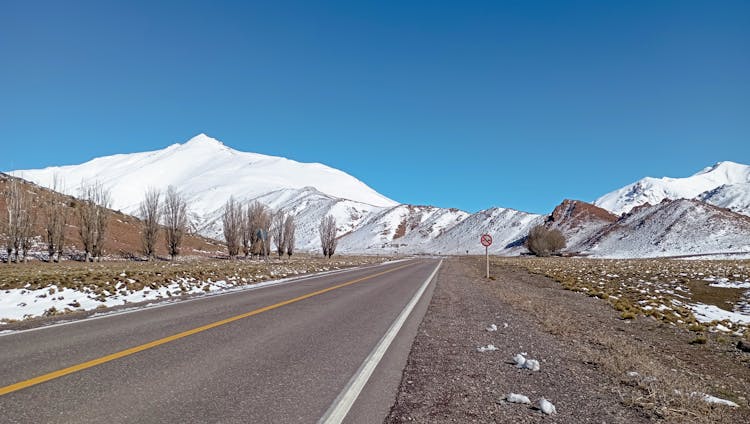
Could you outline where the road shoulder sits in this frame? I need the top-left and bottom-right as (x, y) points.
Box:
(385, 258), (750, 423)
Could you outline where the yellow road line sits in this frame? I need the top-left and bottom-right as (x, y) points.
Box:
(0, 262), (415, 397)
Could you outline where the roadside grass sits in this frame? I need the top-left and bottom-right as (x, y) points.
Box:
(495, 257), (750, 335)
(483, 258), (748, 423)
(0, 255), (390, 291)
(0, 255), (392, 323)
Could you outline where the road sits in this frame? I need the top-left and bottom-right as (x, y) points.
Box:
(0, 259), (441, 423)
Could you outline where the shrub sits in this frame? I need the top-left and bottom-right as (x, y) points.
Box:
(689, 335), (707, 345)
(620, 311), (637, 320)
(525, 225), (566, 257)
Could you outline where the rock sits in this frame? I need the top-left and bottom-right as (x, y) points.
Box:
(539, 398), (557, 415)
(506, 393), (531, 404)
(737, 340), (750, 353)
(524, 359), (540, 372)
(513, 353), (526, 368)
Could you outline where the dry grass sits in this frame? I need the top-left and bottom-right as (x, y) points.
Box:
(495, 257), (750, 334)
(0, 255), (391, 300)
(482, 258), (749, 423)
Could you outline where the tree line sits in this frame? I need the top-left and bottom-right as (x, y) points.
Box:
(220, 197), (297, 260)
(1, 176), (190, 263)
(3, 175), (340, 262)
(219, 198), (340, 259)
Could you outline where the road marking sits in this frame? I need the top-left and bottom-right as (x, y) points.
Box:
(318, 259), (443, 424)
(0, 262), (415, 397)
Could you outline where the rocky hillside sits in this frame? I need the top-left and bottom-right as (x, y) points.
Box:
(580, 199), (750, 258)
(0, 173), (223, 260)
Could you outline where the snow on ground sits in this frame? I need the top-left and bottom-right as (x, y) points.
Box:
(0, 280), (212, 321)
(687, 302), (750, 325)
(680, 253), (750, 260)
(696, 393), (740, 408)
(704, 278), (750, 289)
(513, 257), (750, 334)
(477, 344), (498, 352)
(0, 259), (399, 325)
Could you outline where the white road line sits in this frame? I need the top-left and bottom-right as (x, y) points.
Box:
(0, 259), (414, 338)
(318, 259), (442, 424)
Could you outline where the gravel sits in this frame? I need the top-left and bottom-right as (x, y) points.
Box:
(386, 258), (750, 423)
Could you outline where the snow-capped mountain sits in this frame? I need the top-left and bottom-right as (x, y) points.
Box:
(10, 134), (405, 250)
(427, 207), (543, 255)
(337, 205), (470, 253)
(10, 135), (750, 259)
(581, 199), (750, 258)
(594, 161), (750, 216)
(8, 133), (548, 255)
(10, 133), (397, 213)
(698, 183), (750, 217)
(8, 134), (481, 254)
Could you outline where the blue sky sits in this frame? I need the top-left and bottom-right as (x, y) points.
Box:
(2, 0), (748, 213)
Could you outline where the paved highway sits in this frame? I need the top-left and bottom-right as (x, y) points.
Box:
(0, 259), (441, 423)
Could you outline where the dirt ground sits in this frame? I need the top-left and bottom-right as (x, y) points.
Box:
(386, 258), (750, 423)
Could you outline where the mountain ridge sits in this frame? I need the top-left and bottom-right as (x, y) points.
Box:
(594, 161), (750, 216)
(8, 136), (750, 259)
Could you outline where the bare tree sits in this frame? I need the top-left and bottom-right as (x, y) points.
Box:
(245, 201), (271, 259)
(4, 178), (36, 263)
(284, 214), (296, 258)
(19, 202), (37, 263)
(223, 197), (243, 259)
(525, 225), (566, 257)
(139, 188), (161, 260)
(271, 209), (287, 257)
(4, 178), (23, 263)
(319, 215), (338, 258)
(241, 202), (256, 258)
(45, 174), (68, 262)
(163, 186), (188, 260)
(78, 182), (111, 262)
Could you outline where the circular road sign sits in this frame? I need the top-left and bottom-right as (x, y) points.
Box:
(480, 234), (493, 247)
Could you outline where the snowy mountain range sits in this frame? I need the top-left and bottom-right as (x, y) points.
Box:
(8, 134), (750, 258)
(579, 199), (750, 258)
(594, 161), (750, 216)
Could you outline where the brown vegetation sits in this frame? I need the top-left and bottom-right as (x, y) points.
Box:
(525, 225), (566, 256)
(0, 174), (221, 261)
(319, 214), (337, 258)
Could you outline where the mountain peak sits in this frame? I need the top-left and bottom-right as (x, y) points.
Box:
(183, 133), (225, 147)
(695, 161), (748, 176)
(596, 161), (750, 215)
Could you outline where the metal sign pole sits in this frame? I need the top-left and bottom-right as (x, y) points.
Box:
(485, 245), (489, 279)
(480, 234), (492, 279)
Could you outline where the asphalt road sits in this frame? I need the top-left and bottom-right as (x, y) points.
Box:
(0, 259), (441, 423)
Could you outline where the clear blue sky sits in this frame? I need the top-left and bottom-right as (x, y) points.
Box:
(2, 0), (748, 213)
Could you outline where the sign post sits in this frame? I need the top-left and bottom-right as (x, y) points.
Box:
(480, 234), (493, 279)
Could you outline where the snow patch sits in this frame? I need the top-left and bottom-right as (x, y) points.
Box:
(477, 344), (498, 352)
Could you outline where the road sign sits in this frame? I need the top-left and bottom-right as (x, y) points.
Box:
(481, 234), (492, 279)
